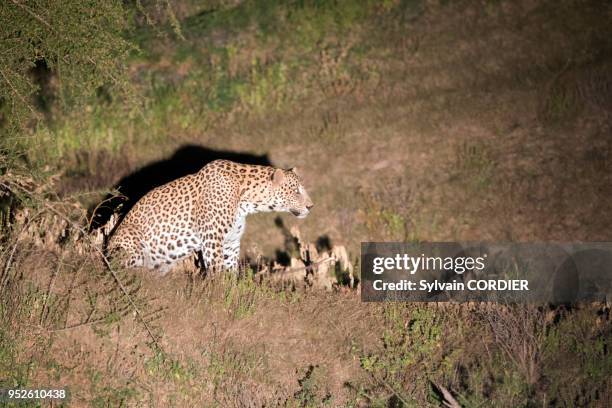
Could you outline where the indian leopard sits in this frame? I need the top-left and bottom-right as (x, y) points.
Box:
(107, 159), (313, 273)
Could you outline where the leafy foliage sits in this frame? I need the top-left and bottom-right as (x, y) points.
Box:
(0, 0), (138, 141)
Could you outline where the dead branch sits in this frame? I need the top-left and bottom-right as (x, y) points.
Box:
(0, 180), (163, 351)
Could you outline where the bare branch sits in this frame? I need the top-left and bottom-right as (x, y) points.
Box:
(0, 66), (38, 116)
(0, 180), (163, 352)
(10, 0), (53, 30)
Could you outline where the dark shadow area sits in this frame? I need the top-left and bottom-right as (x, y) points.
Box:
(553, 248), (612, 306)
(315, 235), (332, 253)
(273, 216), (300, 266)
(30, 59), (54, 117)
(89, 144), (271, 231)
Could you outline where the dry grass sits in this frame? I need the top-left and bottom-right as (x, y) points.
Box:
(2, 0), (612, 406)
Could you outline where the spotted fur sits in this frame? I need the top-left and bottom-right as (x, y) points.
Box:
(107, 160), (313, 274)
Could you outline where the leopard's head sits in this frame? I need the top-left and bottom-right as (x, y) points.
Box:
(268, 167), (313, 218)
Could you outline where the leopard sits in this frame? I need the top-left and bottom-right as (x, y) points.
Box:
(107, 159), (313, 274)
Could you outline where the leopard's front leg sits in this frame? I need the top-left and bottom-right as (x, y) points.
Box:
(195, 179), (241, 275)
(222, 212), (246, 271)
(222, 240), (240, 271)
(201, 234), (224, 274)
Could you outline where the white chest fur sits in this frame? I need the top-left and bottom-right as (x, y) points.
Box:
(225, 203), (252, 245)
(225, 213), (246, 244)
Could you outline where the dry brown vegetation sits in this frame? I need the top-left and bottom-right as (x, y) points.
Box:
(1, 0), (612, 406)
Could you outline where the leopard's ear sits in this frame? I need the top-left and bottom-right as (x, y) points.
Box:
(290, 167), (299, 176)
(271, 168), (285, 185)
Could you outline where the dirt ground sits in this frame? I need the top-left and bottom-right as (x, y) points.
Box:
(2, 0), (611, 406)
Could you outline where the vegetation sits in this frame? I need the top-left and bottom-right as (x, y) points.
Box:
(1, 0), (611, 406)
